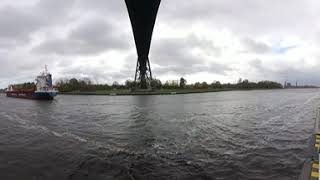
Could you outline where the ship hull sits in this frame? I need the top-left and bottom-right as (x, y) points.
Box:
(6, 91), (57, 100)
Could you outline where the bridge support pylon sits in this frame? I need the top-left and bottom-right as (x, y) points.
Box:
(134, 57), (153, 89)
(125, 0), (161, 90)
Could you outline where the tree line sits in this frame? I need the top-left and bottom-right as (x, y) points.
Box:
(56, 77), (283, 92)
(0, 82), (35, 92)
(12, 82), (35, 89)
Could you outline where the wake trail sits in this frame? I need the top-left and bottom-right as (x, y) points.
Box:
(0, 112), (88, 143)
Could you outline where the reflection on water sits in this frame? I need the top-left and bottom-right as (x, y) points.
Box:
(128, 96), (157, 150)
(0, 89), (319, 180)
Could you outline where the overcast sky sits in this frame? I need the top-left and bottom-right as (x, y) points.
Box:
(1, 0), (320, 88)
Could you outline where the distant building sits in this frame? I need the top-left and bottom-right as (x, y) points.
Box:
(284, 81), (318, 89)
(284, 82), (292, 88)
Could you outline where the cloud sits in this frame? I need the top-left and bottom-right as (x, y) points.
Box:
(160, 0), (318, 36)
(153, 63), (232, 77)
(151, 34), (221, 66)
(0, 6), (40, 45)
(1, 0), (320, 88)
(0, 0), (75, 47)
(33, 18), (130, 55)
(241, 38), (272, 54)
(149, 34), (230, 77)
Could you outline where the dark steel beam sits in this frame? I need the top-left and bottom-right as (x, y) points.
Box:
(125, 0), (161, 89)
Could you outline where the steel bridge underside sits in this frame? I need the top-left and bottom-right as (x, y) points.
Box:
(125, 0), (161, 89)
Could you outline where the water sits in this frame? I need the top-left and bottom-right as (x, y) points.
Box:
(0, 89), (319, 180)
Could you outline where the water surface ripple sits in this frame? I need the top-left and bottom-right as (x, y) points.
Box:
(0, 89), (319, 180)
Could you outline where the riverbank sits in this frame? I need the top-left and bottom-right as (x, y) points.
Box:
(60, 88), (237, 96)
(58, 88), (284, 96)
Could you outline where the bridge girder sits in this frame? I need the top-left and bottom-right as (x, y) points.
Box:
(125, 0), (161, 89)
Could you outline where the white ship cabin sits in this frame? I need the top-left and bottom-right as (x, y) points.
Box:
(35, 66), (58, 93)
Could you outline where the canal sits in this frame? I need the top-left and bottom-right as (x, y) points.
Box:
(0, 89), (319, 179)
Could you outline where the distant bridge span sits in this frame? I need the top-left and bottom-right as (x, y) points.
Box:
(125, 0), (161, 89)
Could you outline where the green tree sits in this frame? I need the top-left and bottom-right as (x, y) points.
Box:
(112, 81), (120, 89)
(201, 82), (209, 89)
(179, 77), (187, 88)
(69, 78), (80, 91)
(211, 81), (222, 89)
(194, 82), (201, 89)
(151, 79), (162, 90)
(125, 80), (134, 89)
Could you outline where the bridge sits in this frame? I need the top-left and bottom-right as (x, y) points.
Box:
(125, 0), (161, 89)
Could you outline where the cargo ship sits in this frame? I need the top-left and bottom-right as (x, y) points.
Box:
(6, 66), (58, 100)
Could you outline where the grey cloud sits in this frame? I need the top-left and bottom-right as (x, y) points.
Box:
(75, 0), (125, 17)
(249, 59), (263, 69)
(1, 0), (320, 88)
(122, 51), (231, 80)
(153, 63), (232, 77)
(148, 34), (227, 77)
(247, 58), (291, 80)
(277, 68), (320, 85)
(56, 62), (133, 84)
(36, 0), (75, 17)
(247, 58), (320, 85)
(246, 59), (274, 80)
(0, 0), (75, 47)
(242, 38), (272, 54)
(33, 18), (130, 55)
(160, 0), (316, 35)
(151, 34), (221, 66)
(0, 55), (54, 79)
(0, 6), (41, 43)
(0, 56), (46, 88)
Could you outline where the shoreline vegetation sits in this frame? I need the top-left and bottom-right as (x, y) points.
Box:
(56, 77), (285, 96)
(0, 77), (318, 96)
(60, 88), (234, 96)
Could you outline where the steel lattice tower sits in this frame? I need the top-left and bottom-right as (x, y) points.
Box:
(125, 0), (161, 89)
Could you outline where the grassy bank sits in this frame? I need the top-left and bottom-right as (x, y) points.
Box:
(58, 88), (274, 96)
